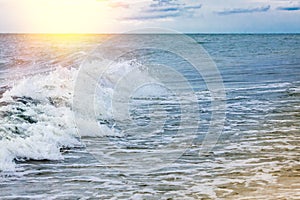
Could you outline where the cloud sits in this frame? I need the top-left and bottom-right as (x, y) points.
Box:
(125, 0), (202, 21)
(150, 0), (180, 7)
(217, 5), (271, 15)
(277, 6), (300, 11)
(184, 5), (202, 10)
(146, 7), (180, 12)
(145, 4), (201, 13)
(124, 12), (181, 20)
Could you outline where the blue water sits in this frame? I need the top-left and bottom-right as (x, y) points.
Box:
(0, 34), (299, 199)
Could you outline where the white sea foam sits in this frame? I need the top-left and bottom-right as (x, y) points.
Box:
(0, 59), (150, 171)
(0, 67), (82, 171)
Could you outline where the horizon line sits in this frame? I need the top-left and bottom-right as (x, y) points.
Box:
(0, 32), (300, 35)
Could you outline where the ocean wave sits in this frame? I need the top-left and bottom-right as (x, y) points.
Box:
(0, 67), (82, 171)
(0, 58), (146, 172)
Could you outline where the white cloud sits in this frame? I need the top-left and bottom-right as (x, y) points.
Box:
(0, 0), (299, 33)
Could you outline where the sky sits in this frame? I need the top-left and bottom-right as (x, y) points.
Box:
(0, 0), (300, 33)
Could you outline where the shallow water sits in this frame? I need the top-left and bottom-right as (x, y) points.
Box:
(0, 34), (299, 199)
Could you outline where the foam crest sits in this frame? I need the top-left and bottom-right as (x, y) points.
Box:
(0, 67), (81, 171)
(0, 59), (144, 171)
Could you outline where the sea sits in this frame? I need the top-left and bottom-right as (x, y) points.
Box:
(0, 34), (299, 199)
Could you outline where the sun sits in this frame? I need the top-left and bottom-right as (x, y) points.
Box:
(21, 0), (117, 33)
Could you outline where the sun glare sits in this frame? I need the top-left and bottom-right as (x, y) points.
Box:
(22, 0), (116, 33)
